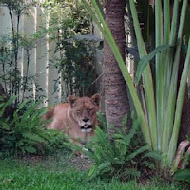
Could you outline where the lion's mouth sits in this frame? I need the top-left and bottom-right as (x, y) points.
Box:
(80, 125), (92, 132)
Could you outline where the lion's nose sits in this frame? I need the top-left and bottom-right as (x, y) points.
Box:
(83, 118), (89, 122)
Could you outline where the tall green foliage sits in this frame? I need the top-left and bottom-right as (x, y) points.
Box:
(82, 0), (190, 168)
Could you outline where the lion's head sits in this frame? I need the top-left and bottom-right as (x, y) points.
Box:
(67, 94), (101, 133)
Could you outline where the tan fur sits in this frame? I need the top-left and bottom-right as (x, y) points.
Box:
(45, 94), (101, 144)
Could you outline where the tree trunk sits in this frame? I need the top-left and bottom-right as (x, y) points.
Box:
(104, 0), (131, 134)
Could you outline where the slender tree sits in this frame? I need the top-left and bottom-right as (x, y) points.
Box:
(104, 0), (131, 135)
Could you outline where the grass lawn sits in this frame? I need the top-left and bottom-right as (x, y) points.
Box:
(0, 152), (186, 190)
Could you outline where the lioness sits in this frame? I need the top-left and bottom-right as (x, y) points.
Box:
(44, 94), (101, 144)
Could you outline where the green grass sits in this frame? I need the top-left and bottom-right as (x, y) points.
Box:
(0, 153), (185, 190)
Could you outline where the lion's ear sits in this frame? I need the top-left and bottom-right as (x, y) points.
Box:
(91, 93), (101, 107)
(67, 95), (78, 108)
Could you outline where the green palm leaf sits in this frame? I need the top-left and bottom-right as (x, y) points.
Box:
(135, 44), (175, 85)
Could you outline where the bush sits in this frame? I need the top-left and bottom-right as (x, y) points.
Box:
(0, 96), (70, 157)
(84, 114), (161, 181)
(53, 38), (96, 97)
(174, 169), (190, 183)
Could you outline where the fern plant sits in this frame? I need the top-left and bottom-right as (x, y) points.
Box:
(174, 169), (190, 184)
(85, 114), (161, 181)
(0, 96), (70, 156)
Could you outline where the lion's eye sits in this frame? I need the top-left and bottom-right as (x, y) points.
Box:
(88, 108), (93, 112)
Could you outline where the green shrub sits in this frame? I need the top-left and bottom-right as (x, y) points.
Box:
(174, 169), (190, 183)
(0, 96), (70, 157)
(85, 114), (161, 181)
(53, 38), (96, 97)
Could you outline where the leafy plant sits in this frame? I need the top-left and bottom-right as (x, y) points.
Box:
(53, 39), (96, 97)
(45, 0), (97, 98)
(0, 96), (70, 156)
(84, 115), (160, 181)
(174, 169), (190, 184)
(82, 0), (190, 168)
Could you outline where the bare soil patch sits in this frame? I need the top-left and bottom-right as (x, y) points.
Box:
(70, 154), (92, 171)
(18, 153), (92, 171)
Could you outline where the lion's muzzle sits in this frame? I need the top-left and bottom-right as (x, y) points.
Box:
(80, 120), (93, 132)
(78, 117), (93, 132)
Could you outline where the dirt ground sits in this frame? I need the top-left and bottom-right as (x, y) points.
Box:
(20, 153), (92, 171)
(69, 154), (92, 171)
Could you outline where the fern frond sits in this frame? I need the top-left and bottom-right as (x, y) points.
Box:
(125, 119), (140, 145)
(0, 96), (15, 118)
(22, 132), (48, 144)
(0, 119), (11, 130)
(144, 151), (162, 161)
(0, 97), (70, 156)
(86, 115), (156, 181)
(125, 145), (150, 162)
(125, 168), (141, 178)
(96, 112), (107, 131)
(23, 146), (37, 154)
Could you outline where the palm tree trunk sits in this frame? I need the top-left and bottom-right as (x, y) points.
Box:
(104, 0), (130, 134)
